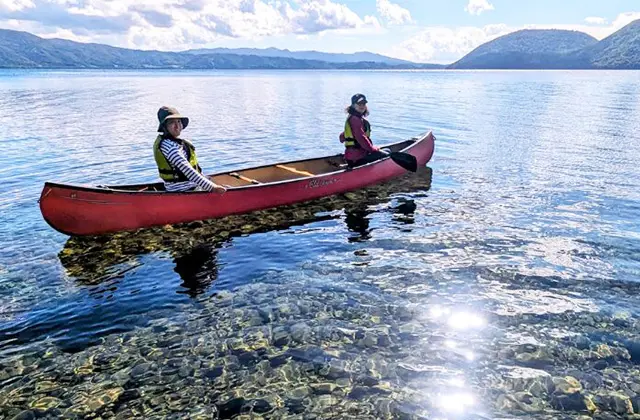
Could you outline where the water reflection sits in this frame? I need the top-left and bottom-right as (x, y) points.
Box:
(391, 198), (418, 225)
(344, 197), (418, 243)
(344, 206), (373, 242)
(172, 243), (222, 298)
(59, 166), (433, 291)
(447, 311), (486, 331)
(436, 391), (476, 415)
(445, 340), (476, 361)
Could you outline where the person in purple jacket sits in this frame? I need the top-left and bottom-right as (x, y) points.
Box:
(339, 93), (389, 167)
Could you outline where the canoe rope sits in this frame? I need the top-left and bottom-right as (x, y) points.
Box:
(229, 172), (261, 184)
(275, 165), (315, 177)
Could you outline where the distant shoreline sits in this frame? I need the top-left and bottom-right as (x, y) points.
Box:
(1, 20), (639, 70)
(0, 67), (636, 71)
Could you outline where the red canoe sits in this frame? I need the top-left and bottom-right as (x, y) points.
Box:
(39, 131), (435, 236)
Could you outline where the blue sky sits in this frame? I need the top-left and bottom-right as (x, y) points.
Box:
(0, 0), (638, 63)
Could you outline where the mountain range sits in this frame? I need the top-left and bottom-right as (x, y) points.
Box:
(0, 29), (441, 69)
(182, 47), (414, 65)
(0, 18), (639, 70)
(449, 19), (640, 69)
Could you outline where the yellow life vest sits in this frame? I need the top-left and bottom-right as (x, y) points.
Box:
(343, 116), (371, 149)
(153, 135), (202, 182)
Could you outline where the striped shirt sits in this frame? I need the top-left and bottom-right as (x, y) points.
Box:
(158, 138), (217, 192)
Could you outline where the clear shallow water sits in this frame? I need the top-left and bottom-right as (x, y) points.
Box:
(1, 69), (640, 419)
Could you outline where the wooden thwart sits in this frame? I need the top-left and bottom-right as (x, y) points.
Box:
(229, 172), (261, 184)
(276, 165), (315, 177)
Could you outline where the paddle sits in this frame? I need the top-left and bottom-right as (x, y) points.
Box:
(388, 151), (418, 172)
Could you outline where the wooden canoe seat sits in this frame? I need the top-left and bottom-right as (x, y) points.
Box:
(229, 172), (261, 184)
(276, 165), (315, 177)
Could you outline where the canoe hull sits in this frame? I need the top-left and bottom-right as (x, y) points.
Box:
(39, 132), (435, 236)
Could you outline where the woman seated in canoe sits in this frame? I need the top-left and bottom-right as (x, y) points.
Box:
(153, 106), (226, 193)
(339, 93), (388, 167)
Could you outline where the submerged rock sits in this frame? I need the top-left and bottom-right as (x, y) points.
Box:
(310, 383), (337, 395)
(514, 348), (555, 368)
(593, 392), (634, 415)
(552, 376), (582, 395)
(11, 411), (36, 420)
(502, 367), (554, 397)
(550, 393), (596, 413)
(217, 397), (246, 418)
(29, 396), (62, 410)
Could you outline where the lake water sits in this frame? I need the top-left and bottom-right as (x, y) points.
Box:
(1, 69), (640, 419)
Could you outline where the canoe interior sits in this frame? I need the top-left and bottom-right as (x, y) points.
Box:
(102, 139), (417, 192)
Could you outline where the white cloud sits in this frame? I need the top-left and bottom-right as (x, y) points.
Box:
(376, 0), (412, 25)
(585, 16), (607, 25)
(609, 11), (640, 31)
(464, 0), (494, 16)
(389, 24), (510, 63)
(388, 11), (640, 64)
(285, 0), (364, 34)
(0, 0), (378, 50)
(0, 0), (35, 12)
(363, 14), (382, 28)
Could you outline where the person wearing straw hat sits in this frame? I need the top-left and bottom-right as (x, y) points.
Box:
(152, 106), (226, 193)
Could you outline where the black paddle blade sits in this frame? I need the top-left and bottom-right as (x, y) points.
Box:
(389, 152), (418, 172)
